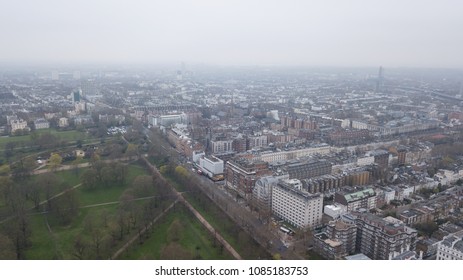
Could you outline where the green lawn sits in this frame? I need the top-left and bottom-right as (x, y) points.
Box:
(0, 129), (89, 149)
(25, 205), (118, 260)
(19, 163), (152, 259)
(120, 204), (233, 260)
(77, 164), (147, 206)
(54, 168), (88, 187)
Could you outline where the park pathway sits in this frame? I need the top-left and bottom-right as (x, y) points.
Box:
(111, 198), (180, 260)
(140, 156), (243, 260)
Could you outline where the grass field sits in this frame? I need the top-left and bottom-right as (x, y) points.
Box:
(25, 205), (118, 259)
(76, 164), (147, 206)
(18, 162), (154, 259)
(120, 203), (233, 260)
(0, 129), (89, 149)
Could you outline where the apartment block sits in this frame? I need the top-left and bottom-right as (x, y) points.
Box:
(272, 179), (323, 229)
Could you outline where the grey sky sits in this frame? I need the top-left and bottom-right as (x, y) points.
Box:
(0, 0), (462, 67)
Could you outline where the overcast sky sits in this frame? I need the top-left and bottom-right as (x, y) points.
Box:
(0, 0), (462, 68)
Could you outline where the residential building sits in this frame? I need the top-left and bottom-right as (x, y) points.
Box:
(58, 117), (69, 128)
(271, 179), (323, 229)
(334, 187), (377, 212)
(371, 150), (389, 169)
(303, 174), (346, 194)
(252, 176), (279, 213)
(436, 231), (463, 260)
(313, 218), (357, 259)
(248, 135), (268, 149)
(225, 158), (271, 199)
(211, 139), (234, 154)
(284, 159), (332, 180)
(9, 118), (29, 133)
(33, 118), (50, 130)
(352, 212), (418, 260)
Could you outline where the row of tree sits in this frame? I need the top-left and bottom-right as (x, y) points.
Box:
(80, 161), (128, 190)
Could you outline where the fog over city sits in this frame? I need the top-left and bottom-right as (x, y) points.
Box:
(1, 0), (462, 67)
(3, 0), (463, 267)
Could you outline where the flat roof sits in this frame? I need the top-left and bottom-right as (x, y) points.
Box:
(345, 254), (371, 260)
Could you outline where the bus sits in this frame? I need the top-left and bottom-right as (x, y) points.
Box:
(279, 226), (291, 234)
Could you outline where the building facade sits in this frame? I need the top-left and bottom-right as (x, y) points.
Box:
(352, 213), (418, 260)
(285, 159), (332, 180)
(436, 231), (463, 260)
(33, 118), (50, 130)
(334, 187), (377, 212)
(225, 158), (271, 199)
(271, 179), (323, 229)
(314, 219), (357, 259)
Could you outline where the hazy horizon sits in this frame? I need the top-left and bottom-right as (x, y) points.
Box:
(1, 0), (462, 68)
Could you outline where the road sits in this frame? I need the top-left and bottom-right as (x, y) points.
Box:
(190, 168), (294, 258)
(142, 127), (296, 258)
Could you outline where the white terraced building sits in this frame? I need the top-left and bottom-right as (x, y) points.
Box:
(436, 231), (463, 260)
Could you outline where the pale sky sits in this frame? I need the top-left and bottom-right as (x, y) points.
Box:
(0, 0), (462, 67)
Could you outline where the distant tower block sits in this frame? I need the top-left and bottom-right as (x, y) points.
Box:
(375, 66), (383, 93)
(72, 90), (81, 103)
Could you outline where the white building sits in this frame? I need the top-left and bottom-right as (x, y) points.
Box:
(272, 179), (323, 229)
(436, 231), (463, 260)
(381, 187), (396, 205)
(253, 176), (279, 212)
(340, 119), (351, 128)
(149, 113), (187, 127)
(33, 118), (50, 130)
(58, 117), (69, 128)
(357, 156), (374, 166)
(198, 156), (224, 178)
(211, 139), (234, 154)
(434, 169), (463, 185)
(192, 151), (205, 164)
(248, 135), (268, 149)
(324, 204), (347, 219)
(75, 101), (86, 113)
(10, 118), (29, 133)
(258, 144), (330, 164)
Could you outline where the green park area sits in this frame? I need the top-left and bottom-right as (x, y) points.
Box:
(0, 128), (89, 149)
(0, 161), (155, 259)
(0, 159), (244, 260)
(120, 203), (233, 260)
(0, 129), (95, 164)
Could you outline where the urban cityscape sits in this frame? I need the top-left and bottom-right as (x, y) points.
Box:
(1, 3), (463, 275)
(0, 65), (462, 260)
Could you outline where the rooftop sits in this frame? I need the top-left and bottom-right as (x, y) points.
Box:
(343, 188), (376, 203)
